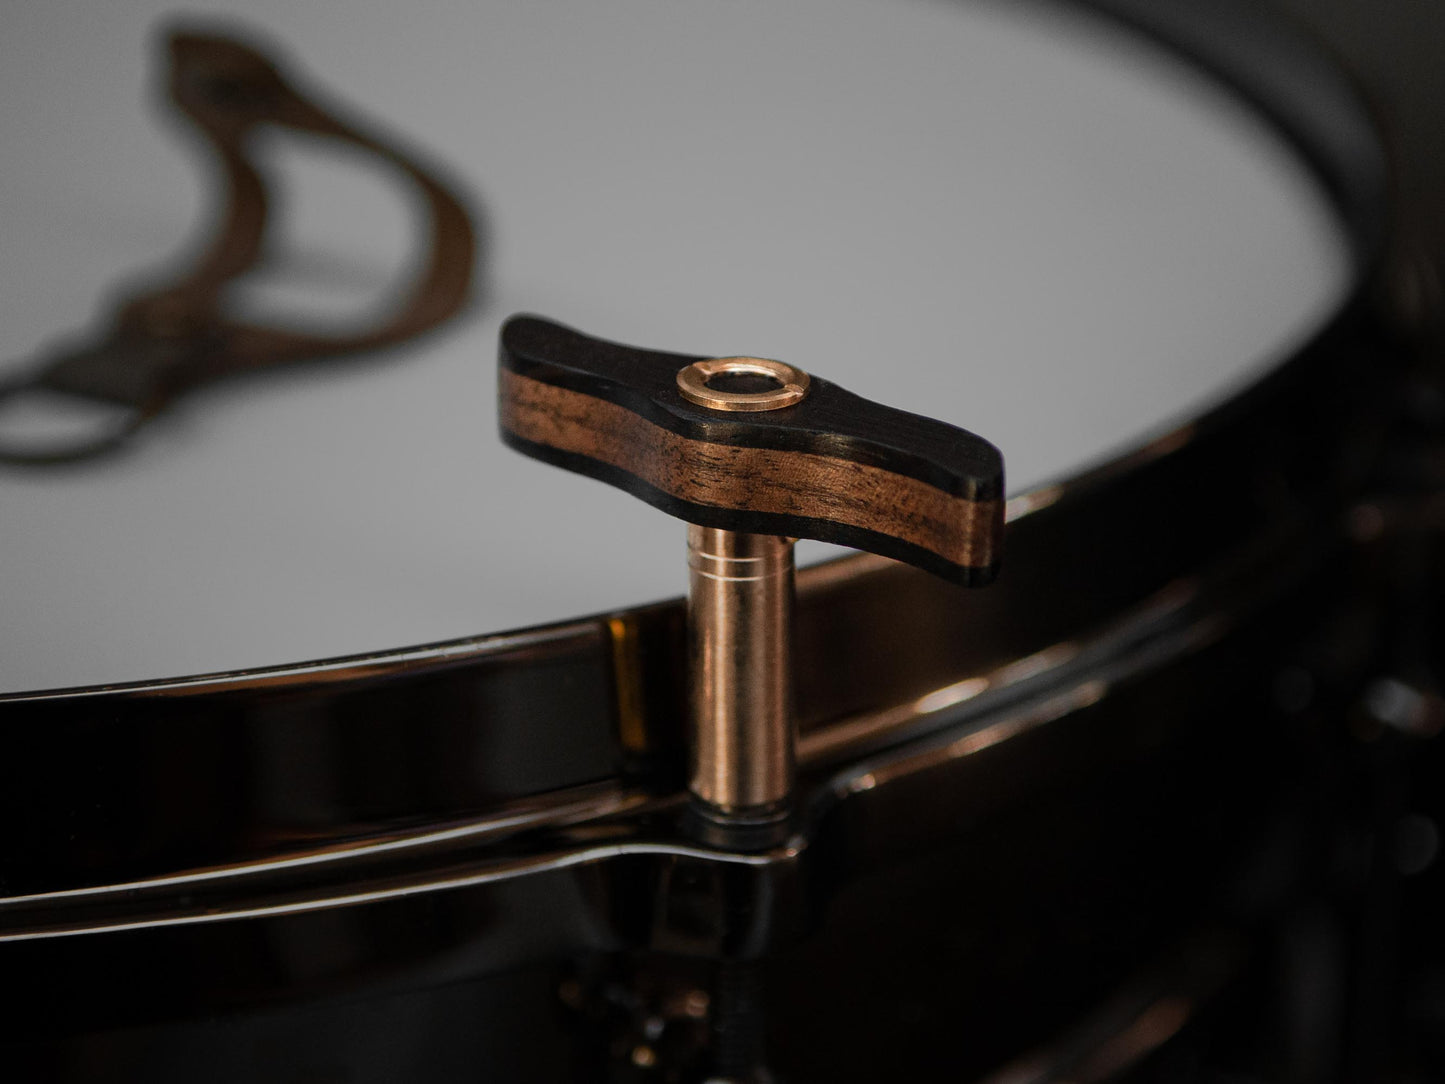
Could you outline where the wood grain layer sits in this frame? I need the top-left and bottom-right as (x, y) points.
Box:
(500, 369), (1001, 573)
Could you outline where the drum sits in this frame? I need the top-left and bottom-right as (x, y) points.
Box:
(0, 0), (1416, 1080)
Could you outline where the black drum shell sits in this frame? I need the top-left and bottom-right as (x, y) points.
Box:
(0, 0), (1419, 1079)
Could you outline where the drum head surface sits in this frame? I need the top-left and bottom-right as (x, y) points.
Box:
(0, 0), (1350, 693)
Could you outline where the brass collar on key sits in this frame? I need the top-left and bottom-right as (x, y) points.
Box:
(676, 357), (810, 412)
(674, 357), (807, 828)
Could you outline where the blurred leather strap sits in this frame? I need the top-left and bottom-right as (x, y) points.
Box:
(2, 27), (476, 463)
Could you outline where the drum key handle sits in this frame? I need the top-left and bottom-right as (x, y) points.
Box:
(498, 315), (1004, 842)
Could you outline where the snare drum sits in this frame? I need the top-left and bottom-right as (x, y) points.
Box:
(0, 0), (1404, 1079)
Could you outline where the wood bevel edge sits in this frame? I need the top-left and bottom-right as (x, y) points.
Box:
(502, 351), (1002, 502)
(499, 369), (1002, 581)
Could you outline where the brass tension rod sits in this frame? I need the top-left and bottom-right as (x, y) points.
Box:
(677, 357), (812, 840)
(686, 526), (795, 825)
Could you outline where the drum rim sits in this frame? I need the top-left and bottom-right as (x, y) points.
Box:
(0, 0), (1398, 938)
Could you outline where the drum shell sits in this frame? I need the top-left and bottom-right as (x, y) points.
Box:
(0, 0), (1413, 1077)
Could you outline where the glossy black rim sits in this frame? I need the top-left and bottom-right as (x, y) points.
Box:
(0, 0), (1394, 962)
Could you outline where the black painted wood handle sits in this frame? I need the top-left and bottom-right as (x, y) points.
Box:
(498, 315), (1004, 585)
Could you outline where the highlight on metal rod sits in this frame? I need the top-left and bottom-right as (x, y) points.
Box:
(686, 525), (796, 818)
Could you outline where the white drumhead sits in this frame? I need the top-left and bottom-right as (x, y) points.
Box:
(0, 0), (1351, 692)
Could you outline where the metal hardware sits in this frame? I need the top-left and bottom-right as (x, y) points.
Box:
(681, 359), (809, 830)
(676, 357), (810, 412)
(687, 527), (796, 818)
(499, 315), (1002, 849)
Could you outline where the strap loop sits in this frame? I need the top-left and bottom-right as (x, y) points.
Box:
(0, 27), (477, 464)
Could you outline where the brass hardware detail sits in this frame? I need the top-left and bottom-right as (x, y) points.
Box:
(677, 357), (806, 819)
(500, 370), (1002, 571)
(676, 357), (810, 412)
(687, 526), (795, 815)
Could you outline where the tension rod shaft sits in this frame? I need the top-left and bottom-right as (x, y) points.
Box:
(686, 525), (796, 819)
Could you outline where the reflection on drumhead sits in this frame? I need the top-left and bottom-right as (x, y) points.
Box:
(0, 0), (1350, 692)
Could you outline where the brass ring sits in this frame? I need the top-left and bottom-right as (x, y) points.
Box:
(676, 357), (810, 413)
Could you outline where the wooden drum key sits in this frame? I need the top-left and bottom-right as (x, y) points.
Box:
(498, 315), (1005, 850)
